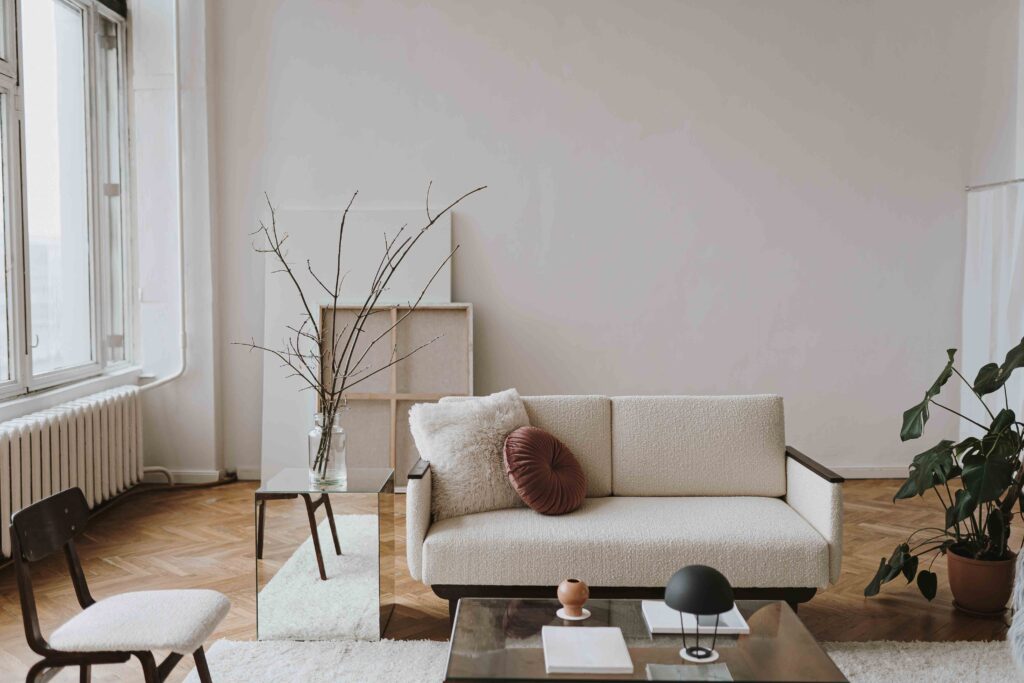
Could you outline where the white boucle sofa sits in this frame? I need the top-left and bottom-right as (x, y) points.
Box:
(405, 395), (843, 619)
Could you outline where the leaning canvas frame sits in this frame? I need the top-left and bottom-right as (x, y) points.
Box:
(320, 303), (473, 486)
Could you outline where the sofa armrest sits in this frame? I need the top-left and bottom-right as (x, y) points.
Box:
(785, 446), (843, 483)
(785, 446), (843, 585)
(406, 459), (432, 582)
(407, 458), (430, 480)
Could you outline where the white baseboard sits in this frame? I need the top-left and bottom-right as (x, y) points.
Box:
(141, 468), (223, 484)
(234, 467), (262, 481)
(833, 466), (907, 479)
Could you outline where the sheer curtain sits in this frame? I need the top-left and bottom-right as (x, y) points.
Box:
(960, 184), (1024, 438)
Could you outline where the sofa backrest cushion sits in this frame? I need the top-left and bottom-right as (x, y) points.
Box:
(520, 396), (613, 497)
(610, 395), (786, 497)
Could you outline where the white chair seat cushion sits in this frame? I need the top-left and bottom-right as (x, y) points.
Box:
(49, 589), (230, 654)
(421, 497), (829, 588)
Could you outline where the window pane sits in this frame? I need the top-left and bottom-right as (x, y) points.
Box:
(0, 0), (7, 62)
(0, 94), (9, 382)
(23, 0), (94, 375)
(97, 17), (125, 363)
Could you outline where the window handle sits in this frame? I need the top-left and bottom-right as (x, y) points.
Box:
(31, 334), (39, 349)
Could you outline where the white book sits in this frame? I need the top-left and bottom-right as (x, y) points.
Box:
(641, 601), (750, 635)
(541, 625), (634, 675)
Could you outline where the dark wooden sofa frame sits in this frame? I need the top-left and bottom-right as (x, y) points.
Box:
(407, 445), (843, 623)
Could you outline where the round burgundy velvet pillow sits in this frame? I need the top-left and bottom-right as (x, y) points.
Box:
(503, 426), (587, 515)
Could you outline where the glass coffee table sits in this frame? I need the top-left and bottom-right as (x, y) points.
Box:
(445, 598), (846, 682)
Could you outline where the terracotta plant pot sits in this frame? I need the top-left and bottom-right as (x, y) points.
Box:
(557, 579), (589, 617)
(946, 547), (1016, 616)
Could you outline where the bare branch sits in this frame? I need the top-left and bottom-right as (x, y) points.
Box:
(425, 180), (433, 222)
(238, 184), (485, 413)
(306, 260), (335, 298)
(336, 185), (484, 390)
(344, 335), (443, 391)
(231, 339), (323, 398)
(258, 196), (321, 339)
(346, 245), (458, 373)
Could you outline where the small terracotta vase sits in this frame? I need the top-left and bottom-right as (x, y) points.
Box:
(947, 547), (1016, 616)
(557, 579), (589, 617)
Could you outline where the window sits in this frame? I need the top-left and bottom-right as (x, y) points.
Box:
(0, 0), (131, 399)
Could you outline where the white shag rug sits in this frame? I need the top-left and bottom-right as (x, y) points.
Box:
(825, 640), (1020, 681)
(258, 515), (379, 641)
(182, 638), (1020, 683)
(183, 640), (447, 683)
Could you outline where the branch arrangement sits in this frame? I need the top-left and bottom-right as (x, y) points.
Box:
(235, 183), (486, 477)
(865, 338), (1024, 600)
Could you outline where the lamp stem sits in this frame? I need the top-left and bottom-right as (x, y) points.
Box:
(710, 613), (720, 652)
(679, 611), (687, 651)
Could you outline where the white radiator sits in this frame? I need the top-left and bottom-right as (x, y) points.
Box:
(0, 385), (142, 558)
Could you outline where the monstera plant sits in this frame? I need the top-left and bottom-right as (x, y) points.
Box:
(865, 338), (1024, 614)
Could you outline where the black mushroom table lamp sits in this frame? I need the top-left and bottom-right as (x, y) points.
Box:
(664, 565), (735, 664)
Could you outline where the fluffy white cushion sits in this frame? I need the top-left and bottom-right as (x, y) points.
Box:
(409, 388), (529, 521)
(421, 496), (829, 588)
(49, 589), (230, 654)
(611, 395), (787, 496)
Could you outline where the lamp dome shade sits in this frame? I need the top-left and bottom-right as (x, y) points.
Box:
(664, 565), (734, 616)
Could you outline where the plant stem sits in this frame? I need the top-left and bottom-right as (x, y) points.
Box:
(929, 399), (989, 431)
(952, 366), (995, 420)
(942, 479), (962, 540)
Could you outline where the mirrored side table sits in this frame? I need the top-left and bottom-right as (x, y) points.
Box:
(255, 467), (395, 641)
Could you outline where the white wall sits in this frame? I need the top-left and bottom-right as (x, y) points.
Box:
(132, 0), (221, 481)
(207, 0), (1020, 478)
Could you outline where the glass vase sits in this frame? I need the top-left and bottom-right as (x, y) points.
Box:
(308, 411), (347, 486)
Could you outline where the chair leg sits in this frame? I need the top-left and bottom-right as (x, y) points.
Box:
(322, 495), (342, 555)
(26, 661), (51, 683)
(79, 664), (90, 683)
(136, 652), (159, 683)
(301, 494), (328, 580)
(193, 647), (213, 683)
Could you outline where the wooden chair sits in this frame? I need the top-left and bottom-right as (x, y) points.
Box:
(11, 487), (230, 683)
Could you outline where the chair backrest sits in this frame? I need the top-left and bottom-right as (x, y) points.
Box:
(11, 487), (94, 654)
(11, 487), (90, 563)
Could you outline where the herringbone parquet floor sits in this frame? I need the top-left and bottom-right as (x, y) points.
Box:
(0, 479), (1016, 681)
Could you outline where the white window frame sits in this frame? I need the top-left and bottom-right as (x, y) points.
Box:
(0, 0), (134, 401)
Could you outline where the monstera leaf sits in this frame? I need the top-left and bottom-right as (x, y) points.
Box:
(973, 337), (1024, 395)
(894, 440), (957, 501)
(961, 450), (1015, 503)
(988, 508), (1009, 549)
(945, 489), (976, 529)
(916, 570), (938, 601)
(989, 408), (1017, 435)
(901, 349), (957, 441)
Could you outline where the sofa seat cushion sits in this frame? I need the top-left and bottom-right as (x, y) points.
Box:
(421, 496), (829, 589)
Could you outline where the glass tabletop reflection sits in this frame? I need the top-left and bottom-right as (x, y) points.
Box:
(257, 466), (394, 495)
